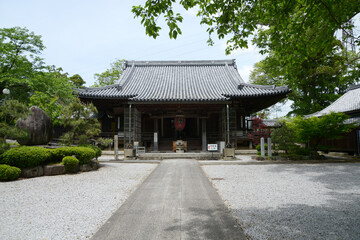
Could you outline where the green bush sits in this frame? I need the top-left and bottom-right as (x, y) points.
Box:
(0, 142), (10, 156)
(256, 143), (268, 154)
(0, 146), (52, 168)
(0, 164), (21, 181)
(51, 147), (96, 164)
(62, 156), (79, 173)
(96, 138), (113, 149)
(74, 147), (96, 164)
(51, 147), (76, 162)
(294, 147), (312, 156)
(79, 145), (102, 159)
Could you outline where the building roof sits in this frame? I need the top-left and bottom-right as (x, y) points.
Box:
(78, 60), (289, 102)
(262, 119), (279, 127)
(311, 84), (360, 117)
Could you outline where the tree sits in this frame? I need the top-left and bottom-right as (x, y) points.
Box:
(132, 1), (360, 55)
(60, 98), (101, 145)
(28, 67), (76, 125)
(0, 100), (30, 153)
(92, 59), (126, 87)
(0, 27), (77, 105)
(69, 74), (86, 88)
(289, 112), (356, 152)
(0, 27), (45, 102)
(271, 119), (297, 154)
(250, 46), (360, 115)
(29, 92), (63, 126)
(247, 115), (271, 146)
(133, 1), (360, 116)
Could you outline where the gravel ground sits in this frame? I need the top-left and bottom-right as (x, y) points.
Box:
(202, 163), (360, 240)
(0, 163), (157, 240)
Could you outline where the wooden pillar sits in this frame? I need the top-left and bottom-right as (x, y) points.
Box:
(161, 117), (164, 137)
(128, 104), (132, 143)
(226, 104), (230, 144)
(153, 118), (158, 151)
(197, 117), (200, 136)
(202, 118), (207, 152)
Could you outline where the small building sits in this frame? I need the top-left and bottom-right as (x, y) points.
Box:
(78, 60), (289, 151)
(310, 84), (360, 154)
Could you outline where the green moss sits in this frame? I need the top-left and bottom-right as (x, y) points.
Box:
(0, 146), (52, 168)
(62, 156), (79, 173)
(51, 147), (96, 164)
(0, 164), (21, 181)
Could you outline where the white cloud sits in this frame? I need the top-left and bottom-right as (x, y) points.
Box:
(269, 101), (293, 119)
(220, 39), (258, 56)
(185, 7), (199, 17)
(237, 65), (254, 83)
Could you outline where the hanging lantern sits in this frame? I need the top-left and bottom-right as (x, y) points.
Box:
(175, 116), (186, 131)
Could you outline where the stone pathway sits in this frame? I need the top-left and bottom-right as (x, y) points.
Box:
(91, 159), (247, 240)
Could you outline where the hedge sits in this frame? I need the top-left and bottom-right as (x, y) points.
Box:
(52, 147), (96, 164)
(0, 147), (52, 168)
(0, 164), (21, 181)
(79, 145), (102, 159)
(62, 156), (79, 173)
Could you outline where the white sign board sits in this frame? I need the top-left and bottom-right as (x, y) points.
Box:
(207, 144), (218, 151)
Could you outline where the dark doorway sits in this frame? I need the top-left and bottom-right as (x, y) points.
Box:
(159, 118), (201, 151)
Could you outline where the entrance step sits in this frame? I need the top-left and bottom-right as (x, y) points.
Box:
(235, 149), (257, 155)
(101, 150), (124, 155)
(137, 152), (221, 160)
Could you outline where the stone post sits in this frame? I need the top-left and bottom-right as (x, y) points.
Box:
(114, 134), (119, 161)
(260, 137), (265, 157)
(267, 137), (272, 157)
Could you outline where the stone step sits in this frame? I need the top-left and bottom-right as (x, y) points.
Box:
(102, 150), (124, 155)
(137, 152), (221, 160)
(235, 149), (257, 155)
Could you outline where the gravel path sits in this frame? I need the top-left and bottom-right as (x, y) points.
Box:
(202, 163), (360, 240)
(0, 163), (157, 240)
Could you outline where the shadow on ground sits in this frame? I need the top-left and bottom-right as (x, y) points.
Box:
(232, 164), (360, 240)
(165, 207), (245, 240)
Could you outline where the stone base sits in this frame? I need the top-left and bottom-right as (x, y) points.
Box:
(176, 150), (184, 153)
(44, 165), (65, 176)
(124, 149), (135, 158)
(80, 160), (100, 172)
(21, 166), (44, 178)
(223, 148), (235, 158)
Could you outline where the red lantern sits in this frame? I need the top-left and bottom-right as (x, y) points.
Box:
(175, 116), (186, 131)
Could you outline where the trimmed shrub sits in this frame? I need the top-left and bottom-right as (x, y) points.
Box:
(74, 147), (96, 164)
(51, 147), (76, 163)
(80, 145), (102, 159)
(51, 147), (96, 164)
(256, 144), (268, 155)
(0, 164), (21, 181)
(0, 146), (52, 168)
(62, 156), (79, 173)
(96, 138), (113, 149)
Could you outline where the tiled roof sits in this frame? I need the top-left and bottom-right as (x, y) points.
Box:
(311, 85), (360, 117)
(78, 60), (289, 102)
(345, 116), (360, 125)
(262, 119), (279, 127)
